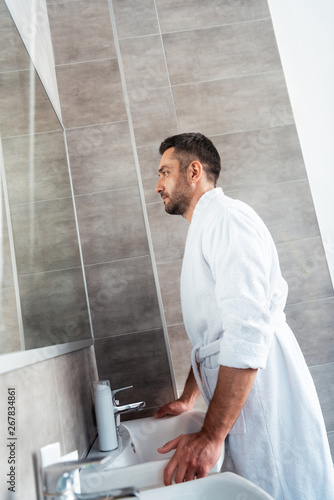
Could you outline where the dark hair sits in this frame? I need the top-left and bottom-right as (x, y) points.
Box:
(159, 132), (221, 186)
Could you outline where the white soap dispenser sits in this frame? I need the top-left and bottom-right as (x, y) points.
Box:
(94, 380), (118, 452)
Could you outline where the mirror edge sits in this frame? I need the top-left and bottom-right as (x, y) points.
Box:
(0, 339), (94, 375)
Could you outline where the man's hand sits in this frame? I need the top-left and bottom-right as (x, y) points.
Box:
(156, 365), (257, 486)
(154, 398), (192, 419)
(157, 431), (222, 485)
(155, 367), (201, 419)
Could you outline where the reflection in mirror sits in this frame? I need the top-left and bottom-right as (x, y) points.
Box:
(0, 0), (92, 355)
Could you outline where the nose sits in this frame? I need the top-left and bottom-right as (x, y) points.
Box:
(155, 177), (163, 193)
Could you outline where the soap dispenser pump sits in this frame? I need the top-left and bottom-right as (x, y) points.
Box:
(94, 380), (118, 452)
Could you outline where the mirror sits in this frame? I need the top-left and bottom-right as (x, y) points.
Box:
(0, 0), (92, 356)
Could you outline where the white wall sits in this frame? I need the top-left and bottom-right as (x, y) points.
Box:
(5, 0), (62, 120)
(267, 0), (334, 288)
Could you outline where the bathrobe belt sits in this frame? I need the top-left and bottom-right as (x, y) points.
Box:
(191, 339), (221, 406)
(191, 311), (287, 406)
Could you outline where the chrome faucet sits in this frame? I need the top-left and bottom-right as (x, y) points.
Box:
(42, 455), (140, 499)
(42, 386), (145, 499)
(112, 386), (145, 430)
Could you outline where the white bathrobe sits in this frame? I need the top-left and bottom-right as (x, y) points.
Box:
(180, 188), (334, 500)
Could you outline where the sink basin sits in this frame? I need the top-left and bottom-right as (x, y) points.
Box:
(120, 409), (221, 464)
(139, 472), (275, 500)
(80, 410), (225, 492)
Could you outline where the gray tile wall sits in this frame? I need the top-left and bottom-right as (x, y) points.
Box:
(45, 0), (334, 467)
(0, 3), (331, 499)
(47, 0), (175, 414)
(112, 0), (334, 454)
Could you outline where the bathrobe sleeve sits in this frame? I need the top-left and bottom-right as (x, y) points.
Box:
(202, 207), (275, 369)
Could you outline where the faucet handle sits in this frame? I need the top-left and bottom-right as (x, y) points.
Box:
(112, 385), (133, 404)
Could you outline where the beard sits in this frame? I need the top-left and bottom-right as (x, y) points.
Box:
(163, 177), (192, 216)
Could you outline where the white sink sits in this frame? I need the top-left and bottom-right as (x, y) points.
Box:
(140, 472), (275, 500)
(120, 409), (222, 464)
(80, 410), (225, 492)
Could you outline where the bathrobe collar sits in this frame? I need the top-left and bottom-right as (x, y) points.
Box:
(192, 187), (224, 222)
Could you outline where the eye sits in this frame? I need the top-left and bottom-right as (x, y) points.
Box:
(158, 169), (169, 178)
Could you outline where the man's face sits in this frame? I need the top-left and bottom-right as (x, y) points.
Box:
(155, 148), (192, 216)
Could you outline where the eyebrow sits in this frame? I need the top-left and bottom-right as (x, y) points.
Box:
(158, 165), (169, 174)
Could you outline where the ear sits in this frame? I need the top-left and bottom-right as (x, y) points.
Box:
(187, 160), (203, 184)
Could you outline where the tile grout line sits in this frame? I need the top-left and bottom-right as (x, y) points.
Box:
(63, 128), (95, 341)
(107, 0), (178, 398)
(2, 128), (63, 140)
(309, 360), (334, 369)
(135, 123), (298, 148)
(73, 184), (140, 198)
(64, 119), (129, 132)
(153, 0), (180, 133)
(9, 184), (144, 207)
(285, 294), (334, 307)
(95, 325), (167, 341)
(15, 265), (83, 278)
(84, 253), (151, 267)
(54, 56), (118, 68)
(169, 68), (283, 88)
(224, 177), (312, 193)
(117, 17), (272, 41)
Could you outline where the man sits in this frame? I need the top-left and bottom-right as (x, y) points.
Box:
(154, 133), (334, 499)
